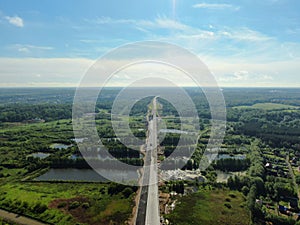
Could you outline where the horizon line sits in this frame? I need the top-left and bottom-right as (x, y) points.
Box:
(0, 86), (300, 89)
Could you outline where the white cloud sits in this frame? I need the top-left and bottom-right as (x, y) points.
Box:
(258, 74), (273, 81)
(233, 71), (249, 80)
(79, 16), (300, 64)
(5, 16), (24, 27)
(218, 70), (249, 82)
(220, 28), (273, 42)
(193, 3), (240, 10)
(0, 55), (298, 87)
(204, 57), (300, 87)
(0, 56), (299, 87)
(138, 17), (189, 31)
(18, 47), (30, 53)
(86, 16), (190, 32)
(218, 71), (272, 83)
(0, 57), (93, 87)
(82, 16), (273, 46)
(23, 45), (53, 51)
(134, 20), (279, 61)
(11, 44), (54, 53)
(85, 17), (135, 25)
(135, 16), (217, 43)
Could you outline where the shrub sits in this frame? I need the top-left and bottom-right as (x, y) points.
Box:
(224, 203), (232, 209)
(68, 201), (80, 210)
(57, 202), (67, 208)
(122, 187), (133, 198)
(82, 202), (90, 209)
(33, 203), (47, 214)
(229, 193), (236, 198)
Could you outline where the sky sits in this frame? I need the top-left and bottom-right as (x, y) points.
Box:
(0, 0), (300, 87)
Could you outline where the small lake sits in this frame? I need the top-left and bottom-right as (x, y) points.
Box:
(159, 129), (188, 134)
(35, 168), (139, 183)
(50, 143), (72, 149)
(30, 152), (50, 159)
(69, 154), (80, 160)
(71, 138), (87, 143)
(216, 154), (246, 160)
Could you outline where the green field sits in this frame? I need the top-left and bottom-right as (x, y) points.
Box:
(234, 103), (299, 110)
(0, 182), (134, 225)
(166, 189), (250, 225)
(0, 218), (17, 225)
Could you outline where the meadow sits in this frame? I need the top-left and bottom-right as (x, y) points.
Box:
(166, 189), (250, 225)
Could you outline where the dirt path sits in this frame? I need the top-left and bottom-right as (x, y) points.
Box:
(0, 209), (47, 225)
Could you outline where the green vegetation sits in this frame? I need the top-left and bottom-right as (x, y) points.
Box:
(234, 103), (299, 110)
(166, 189), (250, 225)
(1, 87), (300, 224)
(0, 218), (17, 225)
(0, 181), (136, 225)
(0, 88), (147, 224)
(158, 88), (300, 225)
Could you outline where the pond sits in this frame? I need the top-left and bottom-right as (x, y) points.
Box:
(159, 129), (188, 134)
(69, 154), (80, 160)
(50, 143), (72, 149)
(29, 152), (50, 159)
(71, 138), (87, 143)
(216, 154), (246, 160)
(35, 168), (139, 183)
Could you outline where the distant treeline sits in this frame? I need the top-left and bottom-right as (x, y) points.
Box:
(228, 108), (300, 148)
(0, 103), (72, 122)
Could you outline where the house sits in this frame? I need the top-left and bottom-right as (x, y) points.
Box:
(255, 199), (263, 205)
(265, 162), (272, 169)
(292, 157), (298, 164)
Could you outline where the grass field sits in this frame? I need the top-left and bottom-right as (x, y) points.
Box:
(166, 189), (250, 225)
(234, 103), (299, 110)
(0, 218), (17, 225)
(0, 182), (134, 225)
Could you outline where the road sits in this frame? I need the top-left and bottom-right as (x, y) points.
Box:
(145, 97), (160, 225)
(136, 97), (160, 225)
(0, 208), (47, 225)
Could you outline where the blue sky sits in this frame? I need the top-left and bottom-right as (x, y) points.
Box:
(0, 0), (300, 87)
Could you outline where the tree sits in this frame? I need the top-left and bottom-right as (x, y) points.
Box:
(247, 185), (257, 212)
(122, 187), (133, 198)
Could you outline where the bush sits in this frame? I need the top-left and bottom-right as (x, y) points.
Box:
(57, 202), (67, 208)
(33, 203), (47, 214)
(225, 198), (231, 202)
(82, 202), (90, 209)
(122, 187), (134, 198)
(224, 203), (232, 209)
(241, 186), (249, 196)
(229, 193), (237, 198)
(68, 201), (80, 210)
